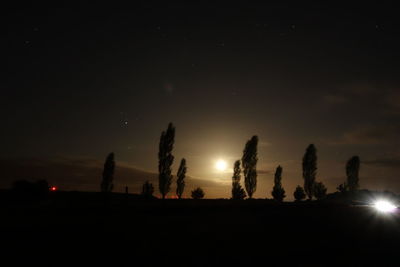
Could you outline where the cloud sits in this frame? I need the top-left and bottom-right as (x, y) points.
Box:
(322, 94), (348, 105)
(328, 125), (400, 145)
(0, 157), (224, 196)
(257, 169), (271, 175)
(259, 141), (272, 147)
(343, 83), (377, 96)
(384, 90), (400, 114)
(320, 82), (378, 108)
(363, 158), (400, 169)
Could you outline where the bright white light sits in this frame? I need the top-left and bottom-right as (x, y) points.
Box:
(374, 200), (397, 213)
(215, 160), (227, 171)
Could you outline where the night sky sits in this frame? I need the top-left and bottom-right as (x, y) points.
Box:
(2, 2), (400, 198)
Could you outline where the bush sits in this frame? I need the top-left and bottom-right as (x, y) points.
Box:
(337, 182), (348, 193)
(141, 181), (154, 199)
(313, 182), (327, 200)
(293, 186), (306, 201)
(191, 187), (205, 199)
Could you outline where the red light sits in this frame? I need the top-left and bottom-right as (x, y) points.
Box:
(50, 186), (57, 191)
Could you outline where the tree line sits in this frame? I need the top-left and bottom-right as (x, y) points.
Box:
(100, 123), (361, 200)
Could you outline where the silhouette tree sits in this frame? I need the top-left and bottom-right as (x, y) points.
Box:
(302, 144), (317, 200)
(294, 186), (306, 201)
(176, 158), (187, 199)
(231, 160), (246, 200)
(158, 123), (175, 199)
(191, 187), (205, 199)
(141, 181), (154, 199)
(336, 182), (348, 193)
(101, 152), (115, 193)
(271, 165), (286, 202)
(313, 182), (327, 200)
(242, 135), (258, 198)
(346, 156), (360, 192)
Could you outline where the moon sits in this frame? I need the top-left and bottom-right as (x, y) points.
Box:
(215, 159), (227, 171)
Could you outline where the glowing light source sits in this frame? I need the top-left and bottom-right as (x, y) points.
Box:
(215, 160), (227, 171)
(374, 200), (397, 213)
(50, 186), (57, 192)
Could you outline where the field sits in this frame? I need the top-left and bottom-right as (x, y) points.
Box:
(1, 191), (400, 266)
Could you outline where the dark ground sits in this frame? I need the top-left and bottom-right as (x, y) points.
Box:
(1, 191), (400, 267)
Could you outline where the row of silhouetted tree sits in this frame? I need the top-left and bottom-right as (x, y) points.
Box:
(100, 122), (361, 200)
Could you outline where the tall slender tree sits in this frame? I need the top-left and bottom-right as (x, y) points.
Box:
(158, 123), (175, 199)
(302, 144), (317, 200)
(242, 135), (258, 199)
(176, 158), (187, 199)
(101, 152), (115, 193)
(346, 156), (360, 192)
(271, 165), (286, 202)
(232, 160), (246, 200)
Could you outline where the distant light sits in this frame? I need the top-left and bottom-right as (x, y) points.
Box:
(215, 160), (227, 171)
(50, 186), (57, 192)
(374, 200), (397, 213)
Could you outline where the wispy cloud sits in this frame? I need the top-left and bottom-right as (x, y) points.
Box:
(364, 157), (400, 169)
(327, 125), (400, 145)
(258, 169), (271, 175)
(383, 89), (400, 115)
(320, 82), (378, 108)
(322, 94), (348, 105)
(259, 141), (272, 147)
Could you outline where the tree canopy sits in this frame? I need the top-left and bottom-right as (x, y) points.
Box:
(242, 136), (258, 198)
(302, 144), (317, 200)
(101, 152), (115, 193)
(158, 123), (175, 199)
(272, 165), (286, 202)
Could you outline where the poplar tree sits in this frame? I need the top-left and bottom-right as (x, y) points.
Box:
(176, 158), (187, 199)
(302, 144), (317, 200)
(242, 136), (258, 198)
(101, 152), (115, 193)
(346, 156), (360, 192)
(271, 165), (286, 202)
(232, 160), (246, 200)
(158, 123), (175, 199)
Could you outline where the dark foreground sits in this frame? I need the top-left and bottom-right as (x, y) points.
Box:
(1, 192), (400, 267)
